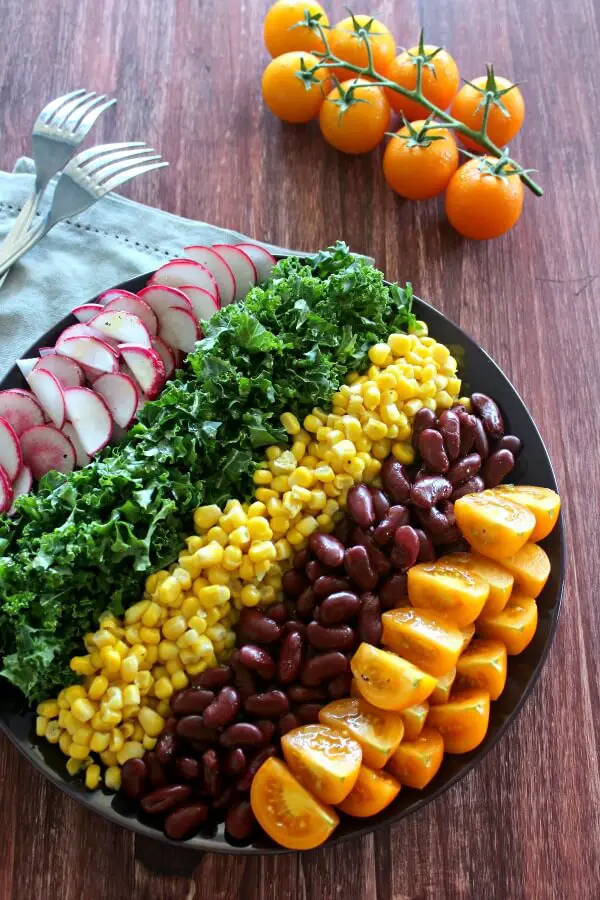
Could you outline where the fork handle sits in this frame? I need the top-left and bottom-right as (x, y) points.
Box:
(0, 193), (41, 287)
(0, 219), (47, 277)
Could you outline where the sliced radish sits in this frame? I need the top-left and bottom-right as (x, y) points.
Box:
(149, 259), (218, 302)
(34, 355), (84, 389)
(38, 347), (56, 358)
(89, 309), (151, 348)
(151, 336), (176, 379)
(56, 322), (119, 350)
(96, 288), (141, 307)
(178, 285), (220, 322)
(119, 345), (166, 400)
(212, 245), (257, 302)
(157, 306), (201, 354)
(183, 245), (235, 306)
(8, 465), (33, 514)
(72, 303), (104, 323)
(0, 390), (45, 436)
(0, 465), (13, 513)
(57, 336), (119, 374)
(93, 372), (139, 429)
(16, 358), (39, 379)
(103, 294), (158, 337)
(62, 423), (92, 467)
(0, 417), (22, 481)
(63, 387), (113, 456)
(27, 369), (66, 428)
(138, 284), (194, 316)
(236, 243), (276, 284)
(20, 425), (76, 480)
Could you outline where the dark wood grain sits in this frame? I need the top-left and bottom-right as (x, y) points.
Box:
(1, 0), (599, 897)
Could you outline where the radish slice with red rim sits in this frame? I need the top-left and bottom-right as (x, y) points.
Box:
(57, 336), (119, 374)
(8, 465), (33, 514)
(178, 285), (220, 322)
(138, 284), (193, 316)
(183, 245), (235, 306)
(151, 336), (176, 379)
(119, 345), (166, 399)
(96, 288), (141, 307)
(71, 303), (104, 323)
(149, 259), (219, 302)
(16, 358), (39, 378)
(38, 347), (56, 358)
(27, 369), (66, 428)
(0, 464), (14, 513)
(235, 243), (276, 285)
(157, 306), (201, 354)
(0, 390), (45, 436)
(34, 355), (84, 389)
(0, 416), (22, 481)
(62, 423), (92, 467)
(56, 322), (119, 348)
(93, 372), (139, 429)
(63, 387), (113, 456)
(20, 425), (76, 480)
(212, 244), (257, 302)
(89, 309), (152, 348)
(103, 294), (158, 336)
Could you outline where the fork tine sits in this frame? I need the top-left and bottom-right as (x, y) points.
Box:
(72, 97), (117, 136)
(100, 160), (168, 194)
(51, 91), (99, 128)
(37, 89), (87, 125)
(82, 147), (157, 177)
(70, 141), (147, 166)
(63, 93), (109, 133)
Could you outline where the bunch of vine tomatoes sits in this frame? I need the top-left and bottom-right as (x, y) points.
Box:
(261, 1), (529, 240)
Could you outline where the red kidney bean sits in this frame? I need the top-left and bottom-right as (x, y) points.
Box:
(256, 720), (277, 744)
(380, 575), (407, 610)
(156, 731), (178, 765)
(374, 505), (410, 545)
(171, 687), (214, 716)
(495, 434), (522, 457)
(235, 746), (278, 792)
(281, 567), (307, 597)
(296, 586), (318, 619)
(226, 800), (256, 841)
(165, 802), (209, 840)
(192, 666), (232, 691)
(347, 483), (376, 527)
(177, 756), (201, 781)
(238, 645), (276, 680)
(220, 722), (264, 748)
(277, 630), (304, 684)
(381, 458), (411, 502)
(279, 712), (301, 735)
(203, 767), (221, 798)
(121, 758), (147, 800)
(202, 749), (220, 773)
(411, 407), (438, 449)
(419, 429), (449, 474)
(441, 500), (455, 527)
(212, 784), (236, 810)
(164, 716), (178, 734)
(452, 475), (485, 500)
(357, 531), (392, 577)
(482, 449), (514, 487)
(202, 686), (241, 729)
(244, 690), (290, 718)
(413, 466), (428, 483)
(358, 592), (383, 643)
(415, 529), (436, 562)
(297, 703), (323, 724)
(431, 525), (463, 546)
(177, 716), (219, 742)
(267, 603), (288, 624)
(308, 532), (345, 567)
(457, 411), (477, 456)
(438, 409), (461, 461)
(473, 418), (489, 459)
(471, 393), (504, 439)
(306, 560), (327, 583)
(327, 671), (353, 699)
(239, 609), (281, 643)
(370, 488), (391, 521)
(334, 517), (352, 545)
(293, 548), (310, 569)
(141, 784), (192, 815)
(287, 684), (325, 704)
(145, 751), (169, 789)
(448, 453), (482, 486)
(307, 621), (355, 651)
(319, 591), (361, 625)
(301, 651), (348, 686)
(344, 544), (377, 590)
(410, 475), (453, 509)
(393, 526), (420, 569)
(313, 574), (352, 599)
(223, 748), (246, 777)
(415, 506), (452, 535)
(230, 652), (258, 701)
(281, 619), (307, 639)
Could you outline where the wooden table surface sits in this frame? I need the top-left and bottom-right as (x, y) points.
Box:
(1, 0), (599, 897)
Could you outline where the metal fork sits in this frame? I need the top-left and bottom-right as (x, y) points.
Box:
(0, 142), (167, 276)
(0, 89), (116, 285)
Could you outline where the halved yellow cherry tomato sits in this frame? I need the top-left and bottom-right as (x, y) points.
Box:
(454, 492), (536, 560)
(459, 623), (475, 653)
(429, 667), (456, 705)
(382, 606), (464, 677)
(337, 765), (400, 817)
(476, 591), (538, 655)
(250, 757), (339, 850)
(407, 562), (490, 627)
(281, 724), (362, 804)
(427, 689), (490, 754)
(439, 552), (514, 617)
(351, 643), (437, 711)
(386, 727), (444, 789)
(319, 697), (404, 769)
(456, 638), (507, 700)
(489, 485), (560, 542)
(400, 702), (429, 741)
(498, 542), (550, 598)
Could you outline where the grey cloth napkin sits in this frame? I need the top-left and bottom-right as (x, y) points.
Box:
(0, 158), (306, 379)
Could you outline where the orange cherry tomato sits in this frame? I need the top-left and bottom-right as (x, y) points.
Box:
(382, 120), (458, 200)
(351, 643), (437, 711)
(497, 542), (551, 598)
(381, 606), (464, 677)
(489, 485), (560, 543)
(407, 561), (490, 628)
(385, 44), (459, 121)
(445, 157), (525, 240)
(319, 696), (405, 769)
(439, 552), (514, 618)
(459, 623), (476, 653)
(281, 724), (362, 805)
(250, 757), (339, 850)
(456, 638), (507, 700)
(337, 765), (400, 817)
(262, 51), (329, 123)
(386, 727), (445, 789)
(429, 667), (456, 705)
(451, 75), (525, 151)
(454, 490), (536, 557)
(427, 688), (490, 754)
(329, 14), (396, 80)
(476, 590), (538, 655)
(319, 79), (391, 154)
(400, 702), (429, 742)
(264, 0), (329, 57)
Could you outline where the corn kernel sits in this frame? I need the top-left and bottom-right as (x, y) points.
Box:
(392, 442), (416, 464)
(240, 584), (261, 607)
(37, 700), (59, 719)
(404, 398), (424, 417)
(270, 515), (290, 534)
(253, 468), (273, 485)
(369, 343), (391, 366)
(36, 715), (48, 737)
(70, 655), (96, 676)
(434, 390), (453, 409)
(116, 741), (145, 766)
(124, 600), (150, 625)
(458, 395), (471, 411)
(248, 541), (277, 562)
(275, 539), (292, 561)
(157, 576), (182, 607)
(123, 684), (141, 706)
(247, 516), (273, 541)
(84, 764), (101, 790)
(362, 384), (381, 410)
(73, 724), (93, 745)
(137, 706), (165, 737)
(64, 685), (87, 704)
(100, 707), (122, 728)
(194, 504), (222, 531)
(239, 558), (255, 581)
(105, 766), (121, 791)
(59, 731), (72, 755)
(228, 525), (250, 548)
(154, 676), (174, 700)
(196, 585), (230, 607)
(45, 720), (62, 744)
(109, 728), (125, 752)
(71, 698), (95, 723)
(68, 741), (90, 761)
(120, 656), (139, 683)
(171, 670), (189, 691)
(101, 750), (119, 767)
(447, 377), (462, 396)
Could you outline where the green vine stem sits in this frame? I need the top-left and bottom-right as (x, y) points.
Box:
(303, 15), (543, 197)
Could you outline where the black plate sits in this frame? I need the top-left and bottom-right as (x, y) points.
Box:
(0, 270), (564, 854)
